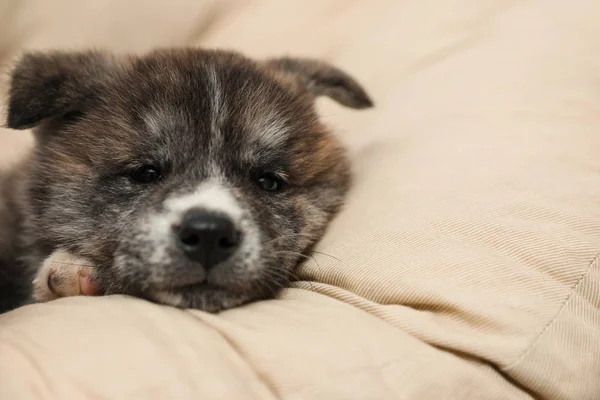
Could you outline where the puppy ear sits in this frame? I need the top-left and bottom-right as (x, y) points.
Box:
(6, 51), (115, 130)
(262, 57), (373, 109)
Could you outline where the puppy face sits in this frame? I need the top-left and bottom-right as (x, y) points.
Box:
(6, 49), (372, 311)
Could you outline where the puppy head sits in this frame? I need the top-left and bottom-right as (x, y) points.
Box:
(6, 48), (372, 311)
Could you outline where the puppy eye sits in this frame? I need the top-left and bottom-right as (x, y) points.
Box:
(130, 165), (162, 184)
(256, 172), (285, 192)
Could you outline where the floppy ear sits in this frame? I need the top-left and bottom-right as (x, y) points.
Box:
(6, 50), (115, 130)
(262, 57), (373, 109)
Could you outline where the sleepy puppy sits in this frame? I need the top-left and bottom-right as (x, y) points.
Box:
(0, 48), (372, 313)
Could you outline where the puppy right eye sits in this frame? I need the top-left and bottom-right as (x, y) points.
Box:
(256, 172), (285, 192)
(130, 165), (162, 184)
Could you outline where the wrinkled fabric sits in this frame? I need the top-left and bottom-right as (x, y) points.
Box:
(0, 1), (599, 399)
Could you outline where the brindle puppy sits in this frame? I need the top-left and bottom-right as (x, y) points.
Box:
(0, 48), (372, 313)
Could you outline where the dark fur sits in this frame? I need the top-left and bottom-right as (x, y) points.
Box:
(0, 48), (372, 313)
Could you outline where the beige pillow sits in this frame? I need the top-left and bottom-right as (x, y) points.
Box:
(0, 1), (599, 399)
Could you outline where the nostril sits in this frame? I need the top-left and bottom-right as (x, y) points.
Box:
(218, 232), (240, 249)
(180, 230), (200, 247)
(218, 237), (232, 248)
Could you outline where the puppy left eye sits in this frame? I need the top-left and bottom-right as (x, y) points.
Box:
(130, 165), (162, 184)
(256, 172), (285, 192)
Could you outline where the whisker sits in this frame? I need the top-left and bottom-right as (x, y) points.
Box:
(287, 269), (317, 293)
(311, 250), (341, 262)
(263, 268), (292, 284)
(288, 270), (317, 293)
(259, 277), (279, 295)
(271, 250), (312, 260)
(263, 270), (287, 286)
(263, 267), (317, 293)
(271, 251), (326, 284)
(261, 233), (317, 247)
(259, 270), (287, 294)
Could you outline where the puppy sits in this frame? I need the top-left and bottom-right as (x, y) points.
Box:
(0, 48), (372, 313)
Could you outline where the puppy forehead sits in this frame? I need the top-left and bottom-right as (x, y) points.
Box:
(142, 104), (291, 149)
(138, 75), (299, 160)
(98, 51), (320, 172)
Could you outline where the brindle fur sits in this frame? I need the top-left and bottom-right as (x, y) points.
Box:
(0, 48), (372, 313)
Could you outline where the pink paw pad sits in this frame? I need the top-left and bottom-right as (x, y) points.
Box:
(33, 250), (102, 302)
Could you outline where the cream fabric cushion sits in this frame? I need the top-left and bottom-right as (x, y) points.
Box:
(0, 1), (599, 399)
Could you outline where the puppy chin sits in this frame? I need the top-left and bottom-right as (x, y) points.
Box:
(145, 286), (253, 312)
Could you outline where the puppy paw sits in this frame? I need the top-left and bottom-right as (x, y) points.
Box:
(33, 249), (102, 302)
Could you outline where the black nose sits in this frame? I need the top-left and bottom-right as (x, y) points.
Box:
(176, 210), (241, 268)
